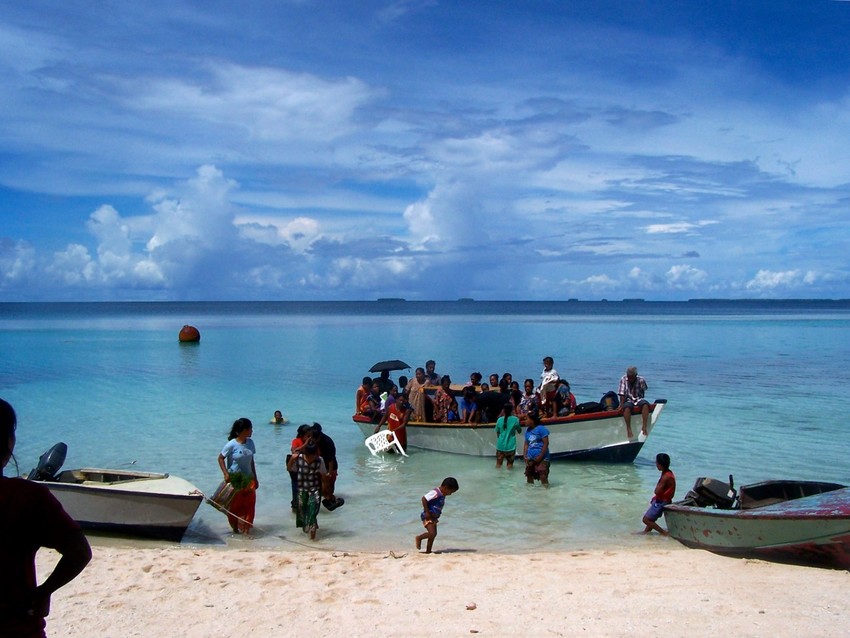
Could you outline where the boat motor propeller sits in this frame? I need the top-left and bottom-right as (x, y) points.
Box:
(685, 475), (739, 509)
(28, 442), (67, 481)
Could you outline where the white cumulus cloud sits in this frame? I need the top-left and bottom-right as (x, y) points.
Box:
(0, 239), (36, 284)
(666, 264), (708, 289)
(746, 269), (818, 291)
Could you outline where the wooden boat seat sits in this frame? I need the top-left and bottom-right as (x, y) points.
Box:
(740, 497), (785, 509)
(738, 480), (845, 509)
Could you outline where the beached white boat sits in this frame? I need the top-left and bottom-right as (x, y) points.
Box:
(354, 399), (666, 462)
(28, 443), (203, 541)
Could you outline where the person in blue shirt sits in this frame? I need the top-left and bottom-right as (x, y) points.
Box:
(459, 386), (478, 423)
(523, 409), (550, 487)
(414, 477), (459, 554)
(217, 418), (258, 534)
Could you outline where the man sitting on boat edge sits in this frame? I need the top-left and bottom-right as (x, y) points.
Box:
(537, 356), (560, 417)
(618, 366), (650, 439)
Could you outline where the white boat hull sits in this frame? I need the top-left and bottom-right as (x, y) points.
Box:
(38, 468), (203, 541)
(355, 400), (666, 462)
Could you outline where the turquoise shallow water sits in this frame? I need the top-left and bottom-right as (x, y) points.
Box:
(1, 301), (848, 553)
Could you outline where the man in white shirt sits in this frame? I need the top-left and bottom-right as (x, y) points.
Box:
(537, 356), (560, 416)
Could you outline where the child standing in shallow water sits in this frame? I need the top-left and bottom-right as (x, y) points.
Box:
(642, 452), (676, 535)
(415, 477), (459, 554)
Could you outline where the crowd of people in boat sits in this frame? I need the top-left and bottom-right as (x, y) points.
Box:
(356, 357), (652, 435)
(356, 357), (571, 426)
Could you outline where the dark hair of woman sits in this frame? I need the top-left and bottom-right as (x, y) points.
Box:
(228, 417), (253, 440)
(296, 423), (312, 437)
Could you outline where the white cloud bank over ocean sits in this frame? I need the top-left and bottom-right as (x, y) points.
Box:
(1, 1), (849, 301)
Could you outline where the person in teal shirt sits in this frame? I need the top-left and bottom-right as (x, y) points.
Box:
(494, 403), (522, 469)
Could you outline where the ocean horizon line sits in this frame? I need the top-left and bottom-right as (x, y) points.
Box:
(2, 298), (850, 320)
(2, 297), (849, 305)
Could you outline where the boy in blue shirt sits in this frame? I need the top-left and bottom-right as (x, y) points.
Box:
(414, 477), (459, 554)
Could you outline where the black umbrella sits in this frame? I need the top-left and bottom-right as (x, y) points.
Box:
(369, 359), (411, 373)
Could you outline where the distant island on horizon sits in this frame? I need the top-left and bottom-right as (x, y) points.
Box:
(2, 298), (850, 305)
(2, 299), (850, 321)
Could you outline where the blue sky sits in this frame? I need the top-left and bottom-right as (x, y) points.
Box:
(1, 1), (849, 301)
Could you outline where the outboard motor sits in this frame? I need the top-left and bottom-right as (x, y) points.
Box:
(27, 442), (67, 481)
(690, 475), (738, 509)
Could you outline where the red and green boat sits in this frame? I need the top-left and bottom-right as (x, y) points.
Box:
(664, 478), (850, 570)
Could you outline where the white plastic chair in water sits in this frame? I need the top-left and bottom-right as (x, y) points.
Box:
(365, 430), (408, 457)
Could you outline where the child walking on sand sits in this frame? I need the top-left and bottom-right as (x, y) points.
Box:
(642, 452), (676, 535)
(415, 477), (459, 554)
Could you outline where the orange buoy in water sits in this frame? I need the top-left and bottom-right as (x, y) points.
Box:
(178, 325), (201, 343)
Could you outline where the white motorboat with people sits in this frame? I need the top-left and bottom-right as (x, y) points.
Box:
(354, 359), (666, 462)
(355, 399), (666, 461)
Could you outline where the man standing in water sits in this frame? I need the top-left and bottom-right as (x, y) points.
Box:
(311, 423), (344, 511)
(618, 366), (650, 439)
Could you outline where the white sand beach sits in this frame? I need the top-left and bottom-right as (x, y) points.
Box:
(38, 543), (849, 637)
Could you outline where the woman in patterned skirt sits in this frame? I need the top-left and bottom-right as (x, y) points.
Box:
(286, 438), (327, 540)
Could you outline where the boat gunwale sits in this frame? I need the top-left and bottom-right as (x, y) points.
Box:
(37, 470), (204, 501)
(663, 505), (850, 523)
(665, 485), (850, 525)
(55, 467), (172, 482)
(42, 482), (204, 501)
(353, 399), (666, 429)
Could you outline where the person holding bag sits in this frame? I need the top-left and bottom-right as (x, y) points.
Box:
(216, 418), (258, 535)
